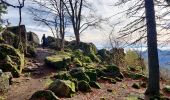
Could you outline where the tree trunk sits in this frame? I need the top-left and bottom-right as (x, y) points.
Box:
(73, 28), (80, 45)
(144, 0), (160, 96)
(75, 30), (80, 45)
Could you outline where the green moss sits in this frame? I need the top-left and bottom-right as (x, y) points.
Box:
(78, 42), (97, 55)
(73, 58), (83, 67)
(45, 52), (71, 69)
(49, 79), (75, 97)
(88, 53), (101, 62)
(70, 68), (90, 82)
(55, 71), (72, 80)
(85, 69), (97, 81)
(83, 56), (92, 63)
(128, 72), (146, 80)
(78, 80), (92, 92)
(106, 65), (120, 73)
(96, 68), (106, 77)
(0, 44), (24, 77)
(89, 81), (101, 89)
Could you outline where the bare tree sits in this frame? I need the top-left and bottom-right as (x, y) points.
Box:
(61, 0), (105, 45)
(30, 0), (69, 50)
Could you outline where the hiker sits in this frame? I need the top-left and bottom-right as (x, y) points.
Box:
(41, 34), (47, 49)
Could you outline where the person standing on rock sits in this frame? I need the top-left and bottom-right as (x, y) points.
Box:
(41, 34), (47, 49)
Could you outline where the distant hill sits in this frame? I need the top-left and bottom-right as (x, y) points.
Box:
(142, 49), (170, 69)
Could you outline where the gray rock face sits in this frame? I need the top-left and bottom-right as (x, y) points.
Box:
(27, 32), (40, 45)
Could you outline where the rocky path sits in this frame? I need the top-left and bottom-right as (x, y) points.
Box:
(3, 48), (170, 100)
(5, 48), (56, 100)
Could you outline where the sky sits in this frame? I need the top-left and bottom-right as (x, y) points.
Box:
(2, 0), (117, 49)
(2, 0), (170, 50)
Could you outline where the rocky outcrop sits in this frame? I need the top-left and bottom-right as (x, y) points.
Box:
(27, 31), (40, 45)
(0, 44), (25, 77)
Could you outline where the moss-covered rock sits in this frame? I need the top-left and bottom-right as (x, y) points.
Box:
(54, 71), (72, 80)
(73, 58), (83, 67)
(0, 44), (24, 77)
(45, 52), (71, 69)
(30, 90), (59, 100)
(132, 83), (140, 89)
(85, 69), (97, 81)
(96, 68), (107, 77)
(88, 53), (101, 62)
(49, 79), (75, 97)
(78, 80), (92, 92)
(97, 49), (110, 61)
(69, 68), (90, 82)
(83, 56), (92, 63)
(105, 65), (124, 79)
(163, 85), (170, 94)
(78, 42), (97, 55)
(89, 81), (101, 89)
(128, 72), (146, 80)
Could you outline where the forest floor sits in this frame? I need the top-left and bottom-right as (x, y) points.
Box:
(3, 48), (170, 100)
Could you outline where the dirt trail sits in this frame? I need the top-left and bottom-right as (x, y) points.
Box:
(5, 48), (56, 100)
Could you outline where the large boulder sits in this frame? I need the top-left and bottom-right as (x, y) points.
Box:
(27, 31), (40, 45)
(0, 44), (25, 77)
(45, 51), (71, 69)
(97, 49), (110, 61)
(68, 41), (97, 55)
(78, 80), (92, 92)
(105, 65), (124, 79)
(30, 90), (59, 100)
(85, 69), (97, 81)
(49, 79), (76, 97)
(69, 68), (90, 82)
(7, 25), (27, 50)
